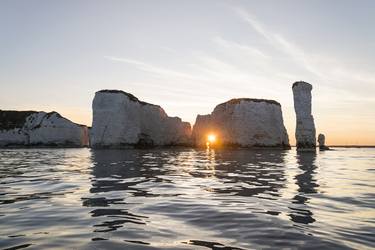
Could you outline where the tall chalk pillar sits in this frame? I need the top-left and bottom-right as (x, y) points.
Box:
(292, 81), (316, 151)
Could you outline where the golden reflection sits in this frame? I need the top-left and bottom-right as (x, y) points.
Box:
(205, 147), (216, 177)
(206, 134), (217, 148)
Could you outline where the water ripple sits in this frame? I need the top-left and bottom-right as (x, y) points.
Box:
(0, 148), (374, 249)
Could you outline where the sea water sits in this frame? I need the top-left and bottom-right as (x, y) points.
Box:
(0, 148), (374, 249)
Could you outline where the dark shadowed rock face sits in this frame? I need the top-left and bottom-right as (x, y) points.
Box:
(318, 133), (330, 150)
(292, 81), (312, 89)
(0, 110), (37, 130)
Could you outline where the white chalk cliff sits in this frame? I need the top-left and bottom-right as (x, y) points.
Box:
(292, 81), (316, 150)
(191, 98), (290, 148)
(91, 90), (191, 148)
(0, 110), (89, 147)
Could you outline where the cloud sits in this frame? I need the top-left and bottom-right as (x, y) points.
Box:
(106, 8), (374, 102)
(105, 54), (275, 96)
(213, 36), (268, 59)
(234, 7), (375, 95)
(105, 56), (204, 81)
(234, 7), (324, 78)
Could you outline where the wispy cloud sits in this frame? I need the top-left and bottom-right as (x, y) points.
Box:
(213, 36), (268, 59)
(234, 7), (375, 94)
(234, 7), (324, 78)
(105, 56), (204, 81)
(105, 55), (275, 96)
(106, 8), (374, 103)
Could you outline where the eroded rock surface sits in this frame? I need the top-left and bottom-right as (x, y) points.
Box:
(191, 98), (290, 148)
(292, 81), (316, 151)
(0, 110), (89, 147)
(91, 90), (191, 148)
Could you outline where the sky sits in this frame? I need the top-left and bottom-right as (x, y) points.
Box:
(0, 0), (374, 145)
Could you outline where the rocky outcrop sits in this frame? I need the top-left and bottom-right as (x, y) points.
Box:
(0, 110), (89, 147)
(317, 133), (325, 147)
(292, 81), (316, 151)
(91, 90), (191, 148)
(191, 98), (290, 148)
(318, 133), (329, 150)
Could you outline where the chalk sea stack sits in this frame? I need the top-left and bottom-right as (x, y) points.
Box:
(191, 98), (290, 148)
(318, 133), (330, 150)
(91, 90), (191, 148)
(292, 81), (316, 151)
(0, 110), (89, 147)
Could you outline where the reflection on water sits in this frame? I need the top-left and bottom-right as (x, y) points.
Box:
(0, 148), (374, 249)
(289, 152), (318, 225)
(190, 149), (286, 198)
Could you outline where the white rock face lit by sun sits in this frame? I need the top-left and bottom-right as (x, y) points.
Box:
(0, 110), (89, 147)
(292, 81), (316, 150)
(191, 98), (290, 148)
(91, 90), (191, 148)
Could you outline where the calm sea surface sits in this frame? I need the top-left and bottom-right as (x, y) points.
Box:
(0, 148), (374, 250)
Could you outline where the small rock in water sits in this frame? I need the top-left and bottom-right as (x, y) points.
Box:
(318, 133), (330, 150)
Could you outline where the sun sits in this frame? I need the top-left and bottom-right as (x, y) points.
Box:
(207, 134), (216, 143)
